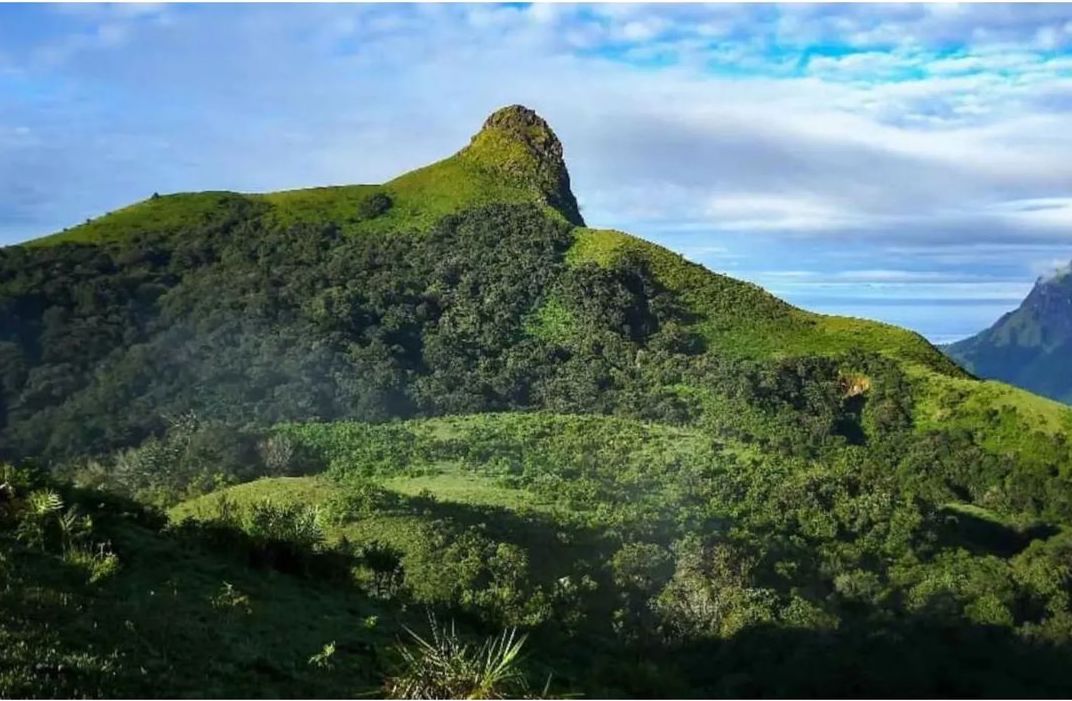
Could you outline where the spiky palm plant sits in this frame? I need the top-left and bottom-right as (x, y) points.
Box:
(384, 615), (538, 699)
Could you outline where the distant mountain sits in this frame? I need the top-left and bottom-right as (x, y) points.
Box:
(947, 263), (1072, 403)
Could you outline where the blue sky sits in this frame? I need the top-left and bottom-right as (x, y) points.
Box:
(4, 3), (1072, 343)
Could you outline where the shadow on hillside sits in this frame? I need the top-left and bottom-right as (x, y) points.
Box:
(393, 491), (613, 580)
(6, 487), (390, 699)
(659, 619), (1072, 699)
(935, 505), (1060, 558)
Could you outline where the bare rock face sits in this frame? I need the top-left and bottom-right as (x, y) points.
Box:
(460, 105), (584, 226)
(1022, 263), (1072, 340)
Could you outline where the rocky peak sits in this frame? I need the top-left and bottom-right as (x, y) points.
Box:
(459, 105), (584, 226)
(1014, 260), (1072, 343)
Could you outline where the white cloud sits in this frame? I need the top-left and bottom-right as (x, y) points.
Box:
(703, 194), (851, 232)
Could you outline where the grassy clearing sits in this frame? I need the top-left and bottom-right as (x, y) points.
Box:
(173, 412), (738, 545)
(382, 468), (552, 514)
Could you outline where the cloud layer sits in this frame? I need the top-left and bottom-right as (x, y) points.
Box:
(2, 3), (1072, 341)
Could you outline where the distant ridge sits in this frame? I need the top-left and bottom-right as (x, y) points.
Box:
(947, 259), (1072, 403)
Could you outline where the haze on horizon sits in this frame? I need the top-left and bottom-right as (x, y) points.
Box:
(3, 3), (1072, 343)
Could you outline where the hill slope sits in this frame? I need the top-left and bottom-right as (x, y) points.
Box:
(11, 412), (1072, 698)
(5, 105), (1072, 696)
(947, 263), (1072, 403)
(2, 105), (1070, 512)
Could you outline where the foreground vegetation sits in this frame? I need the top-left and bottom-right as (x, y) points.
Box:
(7, 410), (1072, 697)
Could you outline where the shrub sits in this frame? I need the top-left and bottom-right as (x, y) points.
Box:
(358, 192), (393, 220)
(245, 500), (324, 549)
(653, 538), (776, 641)
(325, 479), (399, 523)
(352, 540), (405, 599)
(210, 581), (253, 616)
(308, 641), (337, 670)
(14, 489), (64, 550)
(258, 434), (296, 476)
(384, 616), (539, 699)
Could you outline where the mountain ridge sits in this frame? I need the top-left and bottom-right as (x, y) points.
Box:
(947, 260), (1072, 403)
(23, 104), (584, 248)
(15, 106), (959, 373)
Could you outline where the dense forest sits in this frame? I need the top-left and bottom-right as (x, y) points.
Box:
(5, 106), (1072, 698)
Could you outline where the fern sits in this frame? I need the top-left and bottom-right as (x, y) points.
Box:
(27, 489), (63, 517)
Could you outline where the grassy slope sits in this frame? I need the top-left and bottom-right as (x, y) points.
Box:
(27, 157), (540, 247)
(1, 493), (395, 698)
(26, 192), (267, 247)
(567, 228), (1072, 467)
(26, 128), (567, 247)
(911, 366), (1072, 466)
(568, 227), (957, 369)
(19, 116), (1072, 471)
(257, 155), (561, 238)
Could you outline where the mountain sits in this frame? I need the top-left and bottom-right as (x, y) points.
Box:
(6, 106), (1072, 698)
(29, 105), (583, 248)
(947, 263), (1072, 403)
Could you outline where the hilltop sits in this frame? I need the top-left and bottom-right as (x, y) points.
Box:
(5, 106), (1072, 697)
(28, 105), (583, 248)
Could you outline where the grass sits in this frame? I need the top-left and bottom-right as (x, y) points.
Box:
(27, 192), (268, 247)
(567, 228), (956, 371)
(256, 184), (383, 234)
(375, 155), (550, 233)
(911, 367), (1072, 468)
(915, 371), (1072, 436)
(168, 476), (335, 523)
(169, 469), (553, 530)
(1, 491), (396, 698)
(256, 154), (559, 239)
(25, 135), (571, 247)
(171, 413), (741, 566)
(382, 468), (552, 514)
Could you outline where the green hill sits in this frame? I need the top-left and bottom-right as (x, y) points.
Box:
(5, 105), (1072, 697)
(29, 105), (583, 248)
